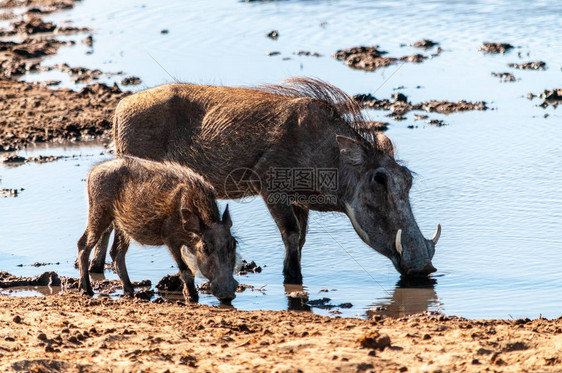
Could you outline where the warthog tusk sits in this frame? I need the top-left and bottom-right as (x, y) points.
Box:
(395, 229), (403, 255)
(431, 224), (441, 245)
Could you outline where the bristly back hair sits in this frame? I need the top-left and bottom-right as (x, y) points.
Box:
(251, 77), (383, 150)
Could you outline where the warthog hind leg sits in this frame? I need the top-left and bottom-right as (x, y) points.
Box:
(89, 225), (113, 273)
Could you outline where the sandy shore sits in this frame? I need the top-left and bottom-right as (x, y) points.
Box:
(0, 294), (560, 372)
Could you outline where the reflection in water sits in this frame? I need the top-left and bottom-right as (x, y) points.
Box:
(284, 284), (311, 311)
(0, 286), (62, 297)
(366, 277), (440, 318)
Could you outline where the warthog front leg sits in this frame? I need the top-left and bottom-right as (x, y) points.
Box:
(109, 227), (133, 297)
(265, 200), (305, 284)
(166, 240), (198, 302)
(89, 225), (113, 273)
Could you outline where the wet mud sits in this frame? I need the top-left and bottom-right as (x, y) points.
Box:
(0, 0), (129, 152)
(508, 61), (547, 70)
(528, 88), (562, 109)
(354, 92), (487, 117)
(333, 43), (438, 71)
(491, 72), (517, 82)
(0, 80), (128, 151)
(120, 76), (142, 86)
(0, 187), (23, 197)
(478, 42), (514, 54)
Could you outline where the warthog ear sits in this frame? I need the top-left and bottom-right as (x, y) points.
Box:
(181, 208), (201, 233)
(375, 133), (395, 159)
(222, 204), (232, 228)
(336, 135), (366, 165)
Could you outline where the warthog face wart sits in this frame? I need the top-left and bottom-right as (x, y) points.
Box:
(337, 135), (440, 277)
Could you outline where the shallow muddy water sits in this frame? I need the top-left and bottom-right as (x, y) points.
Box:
(2, 0), (562, 319)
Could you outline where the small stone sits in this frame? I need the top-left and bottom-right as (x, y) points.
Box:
(12, 315), (22, 323)
(357, 331), (391, 350)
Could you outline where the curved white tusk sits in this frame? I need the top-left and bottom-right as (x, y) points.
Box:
(395, 229), (403, 255)
(431, 224), (441, 245)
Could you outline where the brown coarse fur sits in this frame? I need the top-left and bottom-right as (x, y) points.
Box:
(78, 156), (237, 303)
(99, 77), (439, 284)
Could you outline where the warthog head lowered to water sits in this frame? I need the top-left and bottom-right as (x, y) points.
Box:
(337, 135), (440, 277)
(183, 206), (239, 302)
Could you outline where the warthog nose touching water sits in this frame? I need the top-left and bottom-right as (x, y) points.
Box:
(89, 77), (441, 283)
(77, 156), (238, 303)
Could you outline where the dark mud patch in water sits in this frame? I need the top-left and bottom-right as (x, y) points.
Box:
(528, 88), (562, 109)
(491, 72), (517, 82)
(333, 45), (435, 72)
(1, 187), (23, 197)
(508, 61), (547, 70)
(478, 42), (514, 54)
(120, 75), (142, 86)
(354, 93), (487, 118)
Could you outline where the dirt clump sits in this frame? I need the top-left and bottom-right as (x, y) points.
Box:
(357, 330), (391, 350)
(530, 88), (562, 108)
(120, 76), (142, 85)
(426, 119), (447, 126)
(412, 39), (438, 49)
(333, 43), (440, 71)
(1, 187), (23, 197)
(508, 61), (547, 70)
(333, 46), (395, 71)
(492, 72), (517, 82)
(295, 50), (322, 57)
(266, 30), (278, 40)
(478, 42), (514, 54)
(238, 259), (262, 275)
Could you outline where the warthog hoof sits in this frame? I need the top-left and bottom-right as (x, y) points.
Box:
(186, 291), (199, 303)
(80, 288), (94, 297)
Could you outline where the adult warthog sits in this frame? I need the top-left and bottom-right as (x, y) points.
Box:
(91, 77), (441, 283)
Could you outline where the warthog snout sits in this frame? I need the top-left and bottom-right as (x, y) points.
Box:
(407, 263), (437, 277)
(211, 278), (239, 303)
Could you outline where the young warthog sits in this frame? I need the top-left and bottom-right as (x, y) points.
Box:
(77, 156), (238, 303)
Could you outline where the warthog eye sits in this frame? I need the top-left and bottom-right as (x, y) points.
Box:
(372, 170), (387, 186)
(201, 241), (213, 255)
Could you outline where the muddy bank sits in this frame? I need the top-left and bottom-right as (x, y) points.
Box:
(0, 0), (129, 151)
(354, 92), (487, 120)
(0, 294), (561, 372)
(0, 80), (128, 151)
(333, 41), (440, 71)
